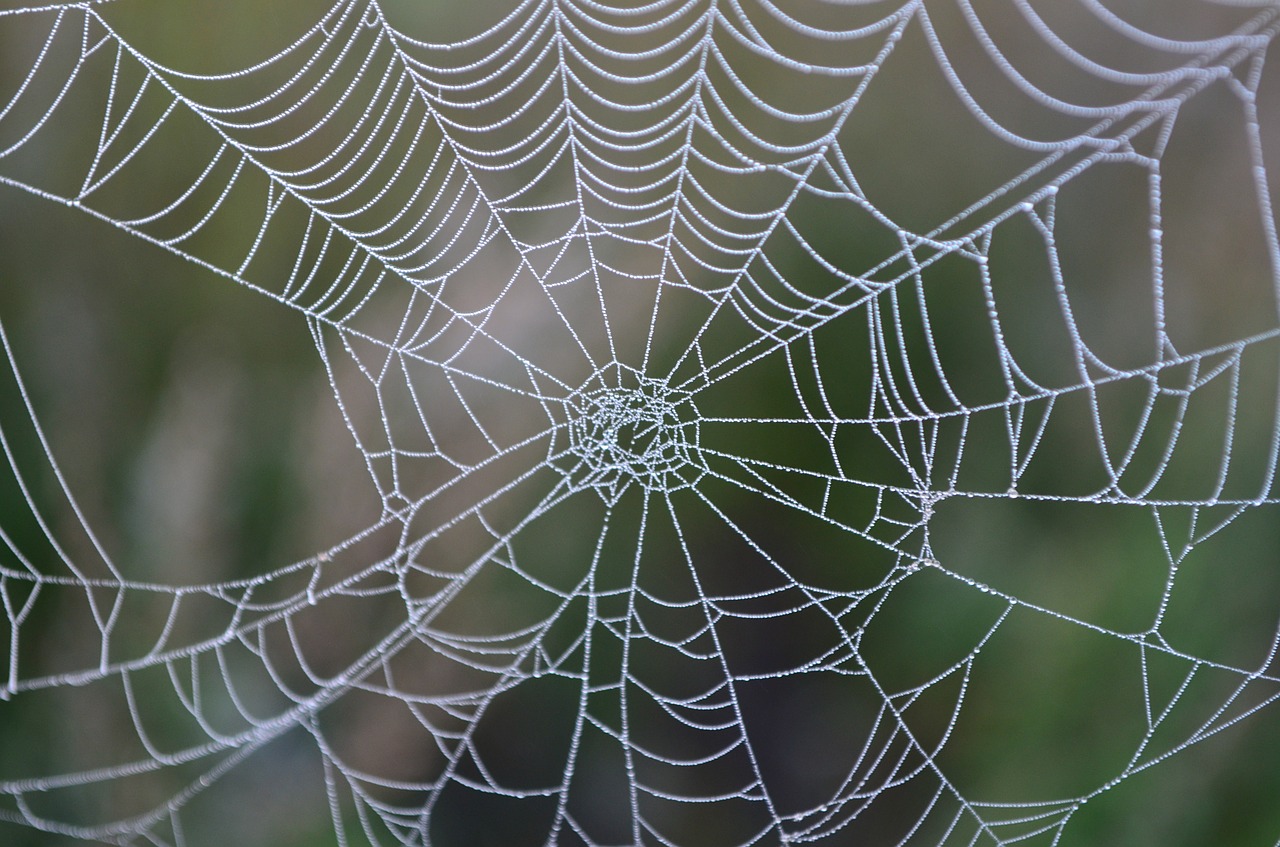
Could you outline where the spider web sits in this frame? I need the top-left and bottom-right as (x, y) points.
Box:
(1, 0), (1280, 844)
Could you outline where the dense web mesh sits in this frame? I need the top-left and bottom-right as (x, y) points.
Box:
(1, 0), (1280, 844)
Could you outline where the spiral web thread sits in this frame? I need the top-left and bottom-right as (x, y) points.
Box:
(1, 0), (1280, 844)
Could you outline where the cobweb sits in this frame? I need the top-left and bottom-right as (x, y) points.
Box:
(1, 0), (1279, 844)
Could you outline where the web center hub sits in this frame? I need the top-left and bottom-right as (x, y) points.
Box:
(556, 364), (704, 500)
